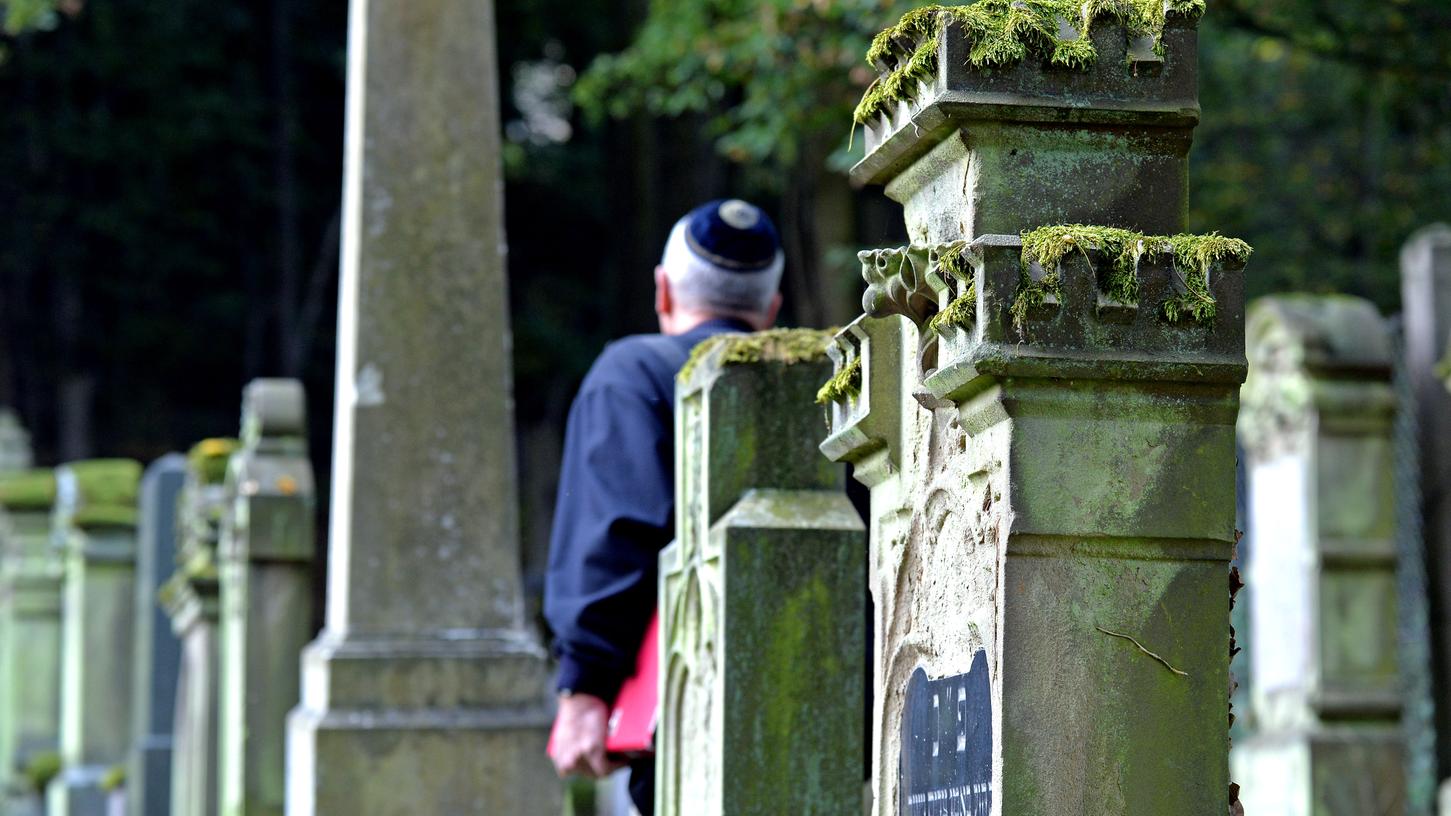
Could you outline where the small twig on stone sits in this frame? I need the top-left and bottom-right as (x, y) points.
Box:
(1096, 625), (1189, 677)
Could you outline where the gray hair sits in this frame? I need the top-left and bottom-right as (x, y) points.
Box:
(660, 219), (783, 315)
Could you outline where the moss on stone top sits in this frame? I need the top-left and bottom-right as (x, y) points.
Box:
(0, 468), (56, 511)
(678, 327), (835, 384)
(62, 459), (142, 529)
(1014, 225), (1251, 327)
(855, 0), (1206, 124)
(23, 751), (60, 794)
(100, 764), (126, 792)
(187, 438), (237, 485)
(815, 357), (863, 406)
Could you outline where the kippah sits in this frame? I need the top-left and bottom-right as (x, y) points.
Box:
(681, 199), (781, 272)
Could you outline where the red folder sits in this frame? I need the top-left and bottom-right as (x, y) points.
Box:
(605, 611), (659, 759)
(548, 611), (659, 762)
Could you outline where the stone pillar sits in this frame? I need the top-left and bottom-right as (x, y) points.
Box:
(47, 459), (142, 816)
(655, 330), (865, 814)
(0, 468), (61, 815)
(217, 379), (315, 816)
(1402, 225), (1451, 789)
(284, 0), (557, 811)
(1232, 296), (1403, 814)
(824, 6), (1247, 813)
(128, 455), (187, 816)
(162, 440), (236, 816)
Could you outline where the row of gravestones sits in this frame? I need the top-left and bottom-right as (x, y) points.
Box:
(0, 378), (315, 816)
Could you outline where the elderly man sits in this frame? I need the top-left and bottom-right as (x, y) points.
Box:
(545, 199), (784, 813)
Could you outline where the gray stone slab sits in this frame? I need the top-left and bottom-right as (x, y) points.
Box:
(129, 453), (186, 816)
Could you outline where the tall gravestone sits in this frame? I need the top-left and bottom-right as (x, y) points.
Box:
(162, 439), (236, 816)
(1233, 296), (1403, 814)
(284, 0), (557, 810)
(655, 329), (866, 814)
(820, 5), (1248, 813)
(47, 459), (142, 816)
(128, 455), (187, 816)
(0, 466), (62, 816)
(217, 379), (315, 816)
(1402, 225), (1451, 792)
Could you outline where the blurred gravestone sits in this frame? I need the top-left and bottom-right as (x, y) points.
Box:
(821, 5), (1248, 813)
(655, 330), (865, 814)
(1234, 296), (1403, 815)
(0, 463), (61, 816)
(217, 379), (315, 816)
(1402, 225), (1451, 798)
(128, 454), (186, 816)
(162, 440), (236, 816)
(284, 0), (557, 810)
(46, 459), (142, 816)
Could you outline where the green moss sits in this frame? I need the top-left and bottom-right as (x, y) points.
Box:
(1013, 225), (1251, 327)
(66, 459), (141, 508)
(815, 357), (863, 406)
(0, 468), (56, 511)
(23, 751), (60, 794)
(100, 764), (125, 792)
(187, 438), (237, 485)
(926, 245), (978, 334)
(72, 505), (139, 530)
(853, 0), (1206, 124)
(1436, 352), (1451, 384)
(678, 327), (834, 384)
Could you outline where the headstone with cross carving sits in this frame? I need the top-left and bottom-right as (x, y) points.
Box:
(655, 329), (866, 815)
(822, 4), (1248, 813)
(217, 379), (315, 816)
(46, 459), (143, 816)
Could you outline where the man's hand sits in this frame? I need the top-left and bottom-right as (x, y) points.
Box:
(548, 693), (623, 779)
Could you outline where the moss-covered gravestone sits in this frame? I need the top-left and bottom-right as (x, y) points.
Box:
(217, 379), (315, 816)
(46, 459), (142, 816)
(0, 467), (62, 816)
(285, 0), (557, 810)
(162, 439), (236, 816)
(655, 330), (865, 814)
(1233, 296), (1403, 814)
(127, 454), (187, 816)
(820, 3), (1249, 813)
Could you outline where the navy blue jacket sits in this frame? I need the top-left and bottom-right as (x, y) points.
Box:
(545, 317), (753, 702)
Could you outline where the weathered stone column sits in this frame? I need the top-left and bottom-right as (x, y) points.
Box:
(0, 467), (62, 815)
(655, 329), (865, 814)
(823, 5), (1248, 813)
(218, 379), (315, 816)
(1232, 296), (1402, 814)
(285, 0), (557, 810)
(162, 440), (236, 816)
(1402, 225), (1451, 790)
(128, 454), (187, 816)
(47, 459), (142, 816)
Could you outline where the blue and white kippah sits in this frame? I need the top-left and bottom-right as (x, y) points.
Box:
(661, 199), (784, 313)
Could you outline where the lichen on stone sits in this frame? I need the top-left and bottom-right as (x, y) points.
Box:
(815, 357), (863, 406)
(854, 0), (1207, 125)
(678, 327), (834, 384)
(100, 764), (126, 792)
(0, 468), (56, 511)
(1013, 225), (1251, 327)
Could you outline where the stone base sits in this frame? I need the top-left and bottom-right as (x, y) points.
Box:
(46, 765), (110, 816)
(126, 735), (171, 816)
(1232, 727), (1404, 816)
(3, 791), (45, 816)
(286, 630), (559, 815)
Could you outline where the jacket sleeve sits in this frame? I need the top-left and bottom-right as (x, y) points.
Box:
(543, 375), (673, 704)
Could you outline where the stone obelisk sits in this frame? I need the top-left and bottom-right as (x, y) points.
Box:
(285, 0), (559, 811)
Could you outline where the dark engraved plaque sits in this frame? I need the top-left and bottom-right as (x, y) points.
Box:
(900, 650), (992, 816)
